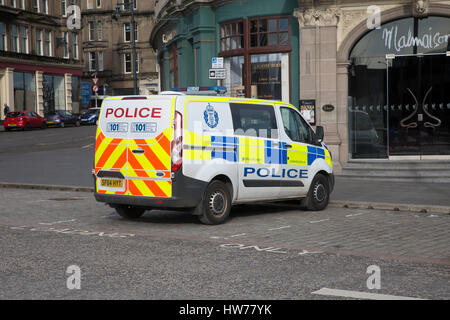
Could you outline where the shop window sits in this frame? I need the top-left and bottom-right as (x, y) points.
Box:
(14, 72), (36, 111)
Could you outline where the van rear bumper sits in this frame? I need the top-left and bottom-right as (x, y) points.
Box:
(93, 170), (208, 209)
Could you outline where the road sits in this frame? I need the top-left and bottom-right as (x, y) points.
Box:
(0, 187), (449, 300)
(2, 126), (450, 207)
(0, 125), (449, 301)
(0, 125), (96, 187)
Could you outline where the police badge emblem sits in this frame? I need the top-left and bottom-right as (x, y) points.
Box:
(203, 103), (219, 128)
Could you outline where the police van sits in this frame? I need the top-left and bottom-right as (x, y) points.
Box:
(93, 93), (334, 224)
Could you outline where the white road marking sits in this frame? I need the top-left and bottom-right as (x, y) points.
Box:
(39, 219), (76, 226)
(345, 212), (365, 217)
(82, 143), (94, 149)
(298, 250), (323, 255)
(309, 219), (329, 224)
(268, 226), (291, 231)
(228, 233), (247, 238)
(311, 288), (426, 300)
(220, 243), (288, 254)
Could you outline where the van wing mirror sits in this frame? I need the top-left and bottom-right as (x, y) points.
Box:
(316, 126), (324, 143)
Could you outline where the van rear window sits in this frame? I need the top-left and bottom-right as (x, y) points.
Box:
(230, 103), (278, 139)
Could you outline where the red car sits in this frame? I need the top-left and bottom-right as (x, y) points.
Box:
(3, 111), (47, 131)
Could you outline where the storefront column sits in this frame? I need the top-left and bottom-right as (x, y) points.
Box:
(336, 61), (350, 170)
(0, 68), (14, 117)
(35, 71), (44, 116)
(295, 7), (343, 172)
(65, 74), (72, 112)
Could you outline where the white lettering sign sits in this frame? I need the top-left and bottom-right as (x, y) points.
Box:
(382, 25), (450, 52)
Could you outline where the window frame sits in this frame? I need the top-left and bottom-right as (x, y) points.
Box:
(36, 29), (43, 55)
(72, 33), (79, 59)
(280, 106), (317, 146)
(89, 21), (95, 41)
(89, 51), (96, 71)
(20, 26), (28, 54)
(230, 103), (278, 139)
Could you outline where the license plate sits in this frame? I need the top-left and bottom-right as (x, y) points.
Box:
(47, 121), (54, 124)
(100, 178), (124, 188)
(8, 124), (17, 126)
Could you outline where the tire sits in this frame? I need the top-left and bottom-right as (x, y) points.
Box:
(24, 123), (31, 131)
(198, 180), (232, 225)
(114, 205), (146, 219)
(5, 128), (11, 132)
(75, 121), (80, 127)
(41, 123), (47, 130)
(302, 174), (330, 211)
(60, 122), (65, 128)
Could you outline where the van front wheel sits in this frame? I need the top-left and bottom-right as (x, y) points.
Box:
(303, 174), (330, 211)
(114, 205), (145, 219)
(198, 181), (231, 225)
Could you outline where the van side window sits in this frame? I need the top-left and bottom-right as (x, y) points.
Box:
(280, 107), (314, 144)
(230, 103), (278, 139)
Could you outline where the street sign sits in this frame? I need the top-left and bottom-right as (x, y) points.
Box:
(209, 68), (226, 80)
(211, 57), (224, 69)
(92, 77), (99, 85)
(93, 85), (99, 93)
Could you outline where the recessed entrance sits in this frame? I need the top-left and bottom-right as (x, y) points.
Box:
(348, 15), (450, 159)
(387, 54), (450, 156)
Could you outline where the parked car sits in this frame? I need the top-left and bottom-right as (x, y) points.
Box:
(46, 110), (80, 128)
(3, 111), (47, 131)
(79, 107), (101, 125)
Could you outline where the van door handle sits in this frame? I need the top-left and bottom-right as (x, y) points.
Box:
(284, 144), (292, 149)
(132, 148), (145, 154)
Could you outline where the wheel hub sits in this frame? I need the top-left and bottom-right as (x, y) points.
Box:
(209, 191), (225, 216)
(314, 183), (326, 202)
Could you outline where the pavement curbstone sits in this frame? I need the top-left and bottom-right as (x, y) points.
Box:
(1, 182), (450, 215)
(329, 200), (450, 215)
(0, 182), (94, 193)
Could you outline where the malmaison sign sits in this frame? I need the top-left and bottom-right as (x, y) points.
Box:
(382, 25), (450, 53)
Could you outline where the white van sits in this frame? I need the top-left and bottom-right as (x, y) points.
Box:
(93, 94), (334, 224)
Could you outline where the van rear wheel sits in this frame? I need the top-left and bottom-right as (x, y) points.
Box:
(114, 205), (146, 219)
(302, 174), (330, 211)
(198, 181), (231, 225)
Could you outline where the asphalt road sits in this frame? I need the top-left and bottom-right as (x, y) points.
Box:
(0, 125), (96, 187)
(0, 188), (449, 300)
(2, 126), (450, 207)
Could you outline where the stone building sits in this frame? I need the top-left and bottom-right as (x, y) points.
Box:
(151, 0), (450, 173)
(0, 0), (83, 118)
(80, 0), (159, 108)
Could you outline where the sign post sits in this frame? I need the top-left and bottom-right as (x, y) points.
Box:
(210, 57), (225, 87)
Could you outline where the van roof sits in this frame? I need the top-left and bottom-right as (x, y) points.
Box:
(103, 95), (293, 107)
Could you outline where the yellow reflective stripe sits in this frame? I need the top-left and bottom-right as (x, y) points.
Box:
(185, 131), (212, 146)
(239, 138), (264, 163)
(185, 149), (212, 161)
(156, 180), (172, 197)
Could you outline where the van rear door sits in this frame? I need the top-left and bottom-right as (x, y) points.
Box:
(96, 96), (174, 198)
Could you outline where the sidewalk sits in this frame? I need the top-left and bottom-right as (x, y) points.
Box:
(332, 176), (450, 208)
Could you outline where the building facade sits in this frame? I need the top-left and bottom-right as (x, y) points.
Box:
(80, 0), (159, 108)
(152, 0), (450, 172)
(0, 0), (83, 118)
(151, 0), (300, 106)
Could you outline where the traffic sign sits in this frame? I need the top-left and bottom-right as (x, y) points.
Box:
(92, 78), (99, 85)
(209, 68), (226, 80)
(211, 57), (224, 69)
(93, 85), (99, 93)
